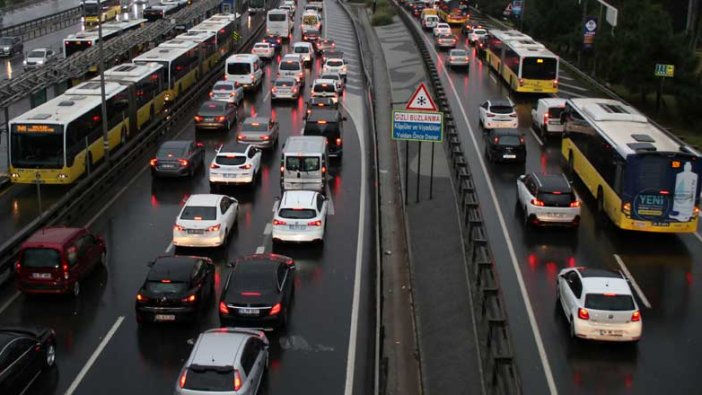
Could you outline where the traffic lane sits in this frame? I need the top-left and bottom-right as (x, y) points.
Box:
(0, 183), (73, 242)
(436, 25), (702, 395)
(0, 0), (82, 26)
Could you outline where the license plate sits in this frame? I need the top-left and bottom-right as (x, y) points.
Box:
(155, 314), (176, 321)
(503, 154), (516, 159)
(161, 164), (175, 169)
(547, 212), (564, 218)
(548, 120), (560, 125)
(290, 225), (306, 230)
(239, 308), (259, 316)
(188, 229), (204, 234)
(224, 173), (238, 178)
(205, 117), (215, 122)
(599, 329), (623, 336)
(32, 273), (51, 279)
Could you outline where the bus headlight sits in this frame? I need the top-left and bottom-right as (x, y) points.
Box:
(10, 173), (19, 178)
(622, 202), (631, 215)
(694, 206), (700, 217)
(58, 173), (68, 179)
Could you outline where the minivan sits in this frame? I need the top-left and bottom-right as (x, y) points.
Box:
(311, 78), (339, 103)
(292, 41), (314, 66)
(266, 8), (291, 39)
(225, 54), (264, 90)
(278, 54), (305, 82)
(16, 227), (106, 296)
(280, 136), (328, 193)
(303, 108), (344, 158)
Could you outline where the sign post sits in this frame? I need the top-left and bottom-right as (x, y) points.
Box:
(654, 63), (675, 115)
(392, 83), (443, 203)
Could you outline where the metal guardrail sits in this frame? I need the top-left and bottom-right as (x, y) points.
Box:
(394, 3), (521, 394)
(0, 0), (222, 109)
(0, 14), (265, 285)
(0, 5), (82, 41)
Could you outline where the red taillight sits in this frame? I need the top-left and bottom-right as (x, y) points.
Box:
(206, 224), (221, 232)
(308, 220), (322, 226)
(322, 166), (327, 174)
(234, 370), (242, 391)
(570, 201), (581, 208)
(194, 115), (203, 122)
(215, 116), (226, 122)
(531, 199), (545, 207)
(210, 163), (220, 169)
(219, 301), (229, 314)
(179, 159), (189, 167)
(272, 87), (277, 93)
(15, 261), (20, 273)
(237, 134), (245, 140)
(209, 92), (213, 97)
(280, 165), (285, 173)
(336, 137), (342, 146)
(150, 158), (158, 167)
(240, 163), (252, 170)
(487, 113), (495, 117)
(543, 113), (549, 125)
(136, 293), (146, 302)
(631, 310), (641, 322)
(519, 136), (525, 144)
(182, 294), (197, 303)
(62, 263), (69, 273)
(174, 224), (185, 231)
(273, 219), (286, 225)
(518, 78), (524, 87)
(179, 369), (187, 388)
(269, 303), (281, 315)
(578, 308), (589, 320)
(492, 137), (499, 144)
(261, 135), (270, 141)
(249, 73), (254, 80)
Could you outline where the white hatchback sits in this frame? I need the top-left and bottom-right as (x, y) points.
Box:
(322, 57), (347, 78)
(516, 172), (581, 227)
(433, 22), (451, 37)
(173, 194), (239, 248)
(251, 42), (275, 60)
(478, 99), (518, 129)
(272, 190), (328, 244)
(557, 267), (642, 342)
(209, 143), (262, 189)
(209, 80), (244, 105)
(468, 28), (488, 44)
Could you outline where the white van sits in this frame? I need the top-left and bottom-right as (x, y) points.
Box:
(280, 136), (328, 193)
(292, 41), (315, 66)
(278, 54), (304, 82)
(311, 78), (339, 103)
(301, 10), (322, 34)
(225, 54), (263, 90)
(267, 9), (291, 40)
(422, 15), (440, 30)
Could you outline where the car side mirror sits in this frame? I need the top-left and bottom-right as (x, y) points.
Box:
(342, 116), (348, 121)
(518, 175), (526, 181)
(147, 260), (155, 267)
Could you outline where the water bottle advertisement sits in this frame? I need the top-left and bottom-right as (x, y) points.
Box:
(631, 159), (701, 223)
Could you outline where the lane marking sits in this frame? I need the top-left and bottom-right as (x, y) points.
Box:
(417, 24), (558, 395)
(19, 370), (42, 395)
(263, 223), (272, 235)
(0, 291), (20, 316)
(694, 231), (702, 244)
(557, 89), (586, 98)
(326, 186), (335, 215)
(559, 82), (586, 91)
(272, 199), (279, 213)
(65, 316), (125, 395)
(529, 125), (544, 147)
(489, 73), (498, 84)
(614, 254), (652, 309)
(165, 242), (174, 253)
(255, 246), (265, 254)
(0, 184), (15, 199)
(559, 75), (575, 81)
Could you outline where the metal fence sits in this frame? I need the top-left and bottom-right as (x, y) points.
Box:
(0, 6), (82, 41)
(393, 3), (522, 394)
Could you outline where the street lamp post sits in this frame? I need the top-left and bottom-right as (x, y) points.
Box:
(97, 4), (110, 164)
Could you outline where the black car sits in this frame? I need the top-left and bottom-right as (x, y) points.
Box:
(262, 34), (283, 51)
(484, 128), (526, 163)
(0, 326), (55, 394)
(0, 36), (23, 57)
(135, 255), (215, 323)
(475, 35), (489, 60)
(304, 96), (338, 119)
(303, 108), (344, 158)
(150, 140), (205, 177)
(194, 100), (238, 131)
(219, 253), (295, 330)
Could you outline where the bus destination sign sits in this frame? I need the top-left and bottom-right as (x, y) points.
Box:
(13, 124), (60, 133)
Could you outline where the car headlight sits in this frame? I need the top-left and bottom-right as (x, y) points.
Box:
(23, 60), (27, 65)
(36, 60), (44, 65)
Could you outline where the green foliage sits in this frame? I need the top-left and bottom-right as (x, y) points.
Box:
(372, 10), (395, 26)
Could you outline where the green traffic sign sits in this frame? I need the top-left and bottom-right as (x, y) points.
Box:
(654, 63), (674, 78)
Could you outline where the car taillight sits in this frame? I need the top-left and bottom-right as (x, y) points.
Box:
(234, 370), (242, 391)
(249, 73), (254, 80)
(298, 72), (304, 78)
(215, 116), (226, 122)
(487, 113), (495, 117)
(219, 301), (229, 314)
(149, 158), (158, 167)
(510, 113), (518, 117)
(492, 137), (499, 144)
(272, 87), (277, 93)
(553, 79), (559, 88)
(62, 263), (69, 279)
(136, 293), (148, 302)
(194, 115), (203, 122)
(578, 308), (589, 320)
(322, 166), (327, 174)
(182, 294), (197, 303)
(531, 199), (545, 207)
(210, 163), (220, 169)
(308, 220), (322, 226)
(240, 163), (252, 170)
(631, 310), (641, 322)
(229, 92), (236, 97)
(237, 134), (245, 140)
(280, 165), (285, 173)
(273, 219), (286, 225)
(519, 136), (525, 144)
(209, 92), (214, 97)
(174, 224), (185, 231)
(206, 224), (221, 232)
(543, 113), (549, 125)
(260, 135), (270, 141)
(179, 369), (187, 388)
(269, 303), (281, 315)
(179, 159), (189, 167)
(15, 261), (20, 273)
(570, 201), (581, 208)
(519, 78), (524, 86)
(336, 137), (342, 146)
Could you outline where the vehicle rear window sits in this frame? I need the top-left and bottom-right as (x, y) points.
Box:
(184, 365), (235, 391)
(549, 107), (564, 119)
(450, 50), (467, 56)
(286, 156), (320, 172)
(21, 248), (61, 268)
(474, 29), (486, 35)
(215, 155), (246, 166)
(145, 281), (188, 294)
(243, 122), (268, 132)
(280, 61), (301, 70)
(275, 79), (294, 87)
(213, 83), (235, 91)
(537, 191), (574, 207)
(490, 105), (514, 114)
(496, 135), (521, 146)
(305, 123), (339, 137)
(278, 208), (317, 219)
(294, 46), (310, 54)
(158, 147), (186, 157)
(327, 60), (343, 67)
(180, 206), (217, 220)
(227, 62), (251, 75)
(313, 84), (336, 93)
(268, 13), (287, 22)
(585, 294), (635, 311)
(199, 102), (226, 115)
(29, 50), (46, 57)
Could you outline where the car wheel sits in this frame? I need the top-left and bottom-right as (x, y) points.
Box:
(72, 281), (80, 297)
(478, 118), (484, 129)
(44, 341), (56, 368)
(99, 250), (107, 266)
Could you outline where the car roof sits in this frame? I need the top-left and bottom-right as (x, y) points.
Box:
(307, 108), (339, 122)
(280, 190), (318, 209)
(191, 330), (248, 366)
(438, 33), (454, 38)
(159, 140), (191, 149)
(243, 116), (270, 125)
(184, 194), (223, 206)
(577, 267), (623, 279)
(450, 49), (467, 53)
(275, 77), (297, 84)
(219, 141), (250, 153)
(531, 173), (571, 192)
(148, 256), (199, 282)
(293, 41), (313, 47)
(282, 54), (302, 61)
(24, 227), (82, 247)
(582, 276), (632, 296)
(213, 80), (235, 87)
(313, 78), (336, 85)
(199, 100), (226, 110)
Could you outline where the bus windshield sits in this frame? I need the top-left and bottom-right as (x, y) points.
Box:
(521, 57), (557, 80)
(83, 3), (100, 16)
(11, 132), (64, 168)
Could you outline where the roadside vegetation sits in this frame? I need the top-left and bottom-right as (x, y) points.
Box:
(366, 0), (397, 26)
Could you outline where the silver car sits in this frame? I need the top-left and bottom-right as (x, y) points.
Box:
(23, 48), (57, 70)
(175, 328), (269, 395)
(446, 49), (469, 69)
(209, 80), (244, 106)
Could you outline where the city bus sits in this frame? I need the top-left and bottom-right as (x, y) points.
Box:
(8, 81), (131, 184)
(187, 14), (239, 59)
(561, 98), (702, 233)
(133, 39), (201, 105)
(143, 0), (186, 21)
(485, 29), (559, 94)
(437, 0), (469, 25)
(176, 31), (219, 71)
(63, 18), (146, 58)
(82, 0), (122, 25)
(248, 0), (267, 14)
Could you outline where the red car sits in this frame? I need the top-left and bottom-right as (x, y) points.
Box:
(15, 227), (107, 296)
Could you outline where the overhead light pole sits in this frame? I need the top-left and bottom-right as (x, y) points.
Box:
(97, 3), (110, 164)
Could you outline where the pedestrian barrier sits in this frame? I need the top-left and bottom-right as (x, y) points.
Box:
(393, 2), (522, 394)
(0, 6), (82, 41)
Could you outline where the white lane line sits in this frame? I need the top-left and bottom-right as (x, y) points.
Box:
(272, 199), (279, 213)
(326, 187), (335, 215)
(694, 231), (702, 244)
(65, 316), (125, 395)
(0, 184), (15, 199)
(263, 223), (272, 235)
(557, 89), (586, 98)
(489, 73), (498, 84)
(559, 82), (586, 91)
(165, 242), (174, 253)
(19, 370), (42, 395)
(255, 246), (265, 254)
(614, 254), (652, 309)
(0, 291), (21, 316)
(418, 27), (558, 395)
(529, 125), (544, 147)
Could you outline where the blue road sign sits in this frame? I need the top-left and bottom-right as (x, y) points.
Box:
(392, 110), (444, 142)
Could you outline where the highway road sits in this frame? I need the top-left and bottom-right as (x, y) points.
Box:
(0, 1), (375, 394)
(399, 7), (702, 395)
(0, 0), (82, 27)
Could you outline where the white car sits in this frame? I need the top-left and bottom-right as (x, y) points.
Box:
(278, 54), (305, 82)
(319, 72), (344, 92)
(173, 194), (239, 248)
(446, 48), (469, 69)
(516, 172), (581, 227)
(322, 56), (347, 78)
(311, 78), (339, 103)
(23, 48), (57, 70)
(271, 77), (301, 100)
(209, 142), (262, 189)
(283, 0), (296, 12)
(279, 5), (294, 17)
(468, 28), (488, 45)
(557, 267), (642, 342)
(209, 80), (244, 105)
(292, 41), (315, 66)
(251, 42), (275, 60)
(531, 98), (566, 137)
(478, 99), (518, 129)
(272, 190), (328, 244)
(433, 22), (450, 37)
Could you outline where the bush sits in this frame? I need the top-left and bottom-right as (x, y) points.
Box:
(372, 10), (395, 26)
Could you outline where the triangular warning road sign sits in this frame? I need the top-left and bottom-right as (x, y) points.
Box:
(406, 83), (438, 111)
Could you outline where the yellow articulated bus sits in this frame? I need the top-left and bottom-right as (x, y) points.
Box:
(133, 39), (201, 105)
(188, 14), (240, 59)
(177, 31), (219, 72)
(485, 29), (559, 94)
(8, 81), (131, 184)
(437, 0), (469, 25)
(82, 0), (122, 26)
(562, 98), (702, 233)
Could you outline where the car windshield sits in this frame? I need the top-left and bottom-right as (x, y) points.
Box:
(180, 206), (217, 220)
(276, 80), (294, 87)
(157, 146), (187, 157)
(279, 61), (300, 70)
(286, 156), (320, 171)
(28, 50), (46, 57)
(215, 155), (246, 166)
(184, 365), (235, 391)
(279, 208), (317, 219)
(313, 84), (336, 93)
(21, 248), (61, 268)
(199, 102), (226, 115)
(145, 281), (189, 294)
(226, 62), (251, 75)
(490, 105), (514, 114)
(585, 294), (635, 311)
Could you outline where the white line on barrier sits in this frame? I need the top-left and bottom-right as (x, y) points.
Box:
(165, 242), (174, 253)
(255, 246), (265, 254)
(263, 223), (272, 235)
(614, 254), (652, 309)
(694, 232), (702, 244)
(529, 126), (544, 147)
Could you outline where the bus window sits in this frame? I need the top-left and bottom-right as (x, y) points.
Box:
(522, 57), (557, 79)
